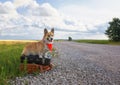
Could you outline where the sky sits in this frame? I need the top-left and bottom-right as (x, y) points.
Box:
(0, 0), (120, 40)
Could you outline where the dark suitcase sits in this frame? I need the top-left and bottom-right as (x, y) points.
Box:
(20, 52), (52, 65)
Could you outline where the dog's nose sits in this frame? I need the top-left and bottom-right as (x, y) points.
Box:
(51, 38), (53, 41)
(47, 37), (53, 41)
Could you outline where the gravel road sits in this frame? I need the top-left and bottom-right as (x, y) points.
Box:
(11, 41), (120, 85)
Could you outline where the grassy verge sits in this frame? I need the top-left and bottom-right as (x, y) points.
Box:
(74, 40), (120, 45)
(0, 40), (57, 84)
(0, 40), (34, 85)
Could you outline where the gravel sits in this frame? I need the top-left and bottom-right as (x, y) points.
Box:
(10, 41), (120, 85)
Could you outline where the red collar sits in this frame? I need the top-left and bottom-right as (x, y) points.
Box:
(46, 43), (53, 51)
(42, 39), (53, 51)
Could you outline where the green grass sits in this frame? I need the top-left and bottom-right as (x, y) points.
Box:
(0, 40), (57, 85)
(75, 40), (120, 45)
(0, 41), (28, 85)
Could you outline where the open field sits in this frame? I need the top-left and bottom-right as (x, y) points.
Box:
(0, 40), (37, 84)
(0, 40), (37, 44)
(75, 39), (120, 45)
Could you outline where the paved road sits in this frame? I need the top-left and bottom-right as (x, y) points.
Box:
(11, 41), (120, 85)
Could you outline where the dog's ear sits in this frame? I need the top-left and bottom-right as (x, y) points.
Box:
(51, 28), (54, 34)
(44, 28), (48, 34)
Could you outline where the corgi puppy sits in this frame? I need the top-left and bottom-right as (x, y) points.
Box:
(21, 28), (54, 58)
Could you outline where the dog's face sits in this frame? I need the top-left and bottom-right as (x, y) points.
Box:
(43, 28), (54, 43)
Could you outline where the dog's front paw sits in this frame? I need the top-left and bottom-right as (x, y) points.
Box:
(39, 55), (43, 58)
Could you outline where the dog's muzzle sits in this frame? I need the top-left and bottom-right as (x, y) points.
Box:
(47, 37), (53, 42)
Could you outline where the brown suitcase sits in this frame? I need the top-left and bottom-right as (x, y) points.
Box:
(20, 63), (53, 73)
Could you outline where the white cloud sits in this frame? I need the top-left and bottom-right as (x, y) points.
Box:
(26, 3), (60, 17)
(13, 0), (38, 8)
(0, 2), (14, 14)
(0, 1), (20, 29)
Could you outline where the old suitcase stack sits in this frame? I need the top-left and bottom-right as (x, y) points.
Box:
(20, 51), (53, 73)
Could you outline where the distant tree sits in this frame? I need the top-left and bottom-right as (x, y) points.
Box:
(68, 36), (72, 41)
(105, 18), (120, 41)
